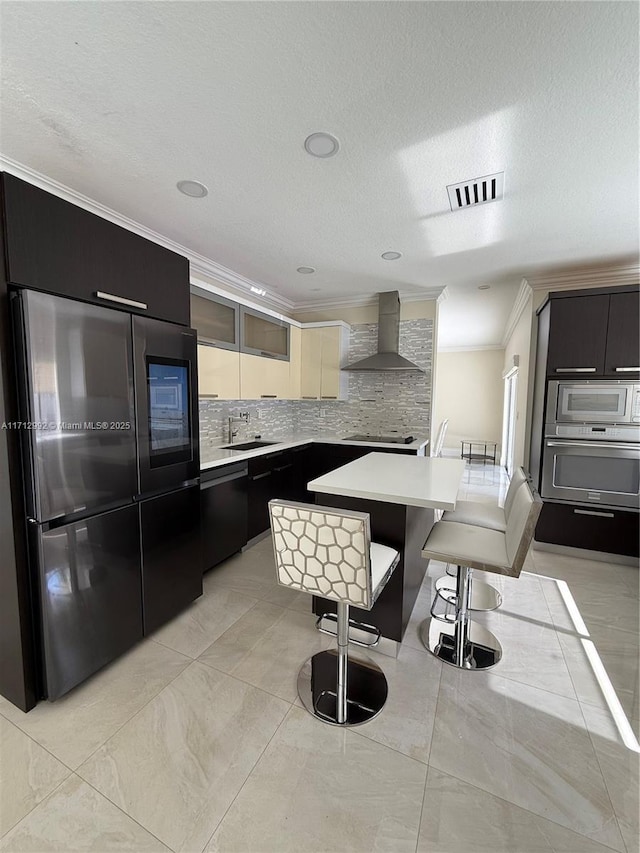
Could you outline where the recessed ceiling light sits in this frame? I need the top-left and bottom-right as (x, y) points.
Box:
(381, 251), (402, 261)
(176, 180), (208, 198)
(297, 266), (316, 274)
(304, 133), (340, 158)
(478, 284), (491, 290)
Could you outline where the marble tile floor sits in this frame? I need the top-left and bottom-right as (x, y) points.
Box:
(1, 464), (638, 853)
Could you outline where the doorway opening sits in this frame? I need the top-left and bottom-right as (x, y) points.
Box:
(501, 366), (518, 476)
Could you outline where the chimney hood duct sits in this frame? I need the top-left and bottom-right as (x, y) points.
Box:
(343, 291), (424, 372)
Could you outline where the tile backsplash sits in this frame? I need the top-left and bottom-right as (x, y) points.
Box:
(199, 318), (433, 446)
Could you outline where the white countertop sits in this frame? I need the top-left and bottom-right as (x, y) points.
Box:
(307, 452), (465, 511)
(200, 434), (429, 471)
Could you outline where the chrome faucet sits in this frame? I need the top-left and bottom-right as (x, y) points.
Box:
(227, 411), (249, 444)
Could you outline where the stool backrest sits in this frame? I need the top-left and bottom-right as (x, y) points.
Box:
(432, 419), (449, 457)
(268, 499), (374, 609)
(505, 480), (543, 576)
(503, 467), (528, 519)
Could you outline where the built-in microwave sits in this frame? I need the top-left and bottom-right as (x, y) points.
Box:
(547, 380), (640, 425)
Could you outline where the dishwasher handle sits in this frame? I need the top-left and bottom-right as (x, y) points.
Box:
(201, 470), (248, 489)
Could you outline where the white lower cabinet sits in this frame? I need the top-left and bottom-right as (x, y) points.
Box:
(197, 344), (240, 399)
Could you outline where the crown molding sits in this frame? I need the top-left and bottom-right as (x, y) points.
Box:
(0, 154), (296, 314)
(501, 278), (533, 346)
(291, 286), (446, 314)
(438, 344), (504, 353)
(526, 261), (639, 291)
(0, 155), (449, 318)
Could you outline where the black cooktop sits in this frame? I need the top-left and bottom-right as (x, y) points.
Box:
(344, 434), (414, 444)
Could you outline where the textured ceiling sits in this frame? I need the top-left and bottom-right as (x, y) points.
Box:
(1, 1), (638, 346)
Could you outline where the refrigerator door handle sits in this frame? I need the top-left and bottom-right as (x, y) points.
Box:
(95, 291), (148, 310)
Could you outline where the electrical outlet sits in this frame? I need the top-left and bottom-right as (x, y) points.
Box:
(257, 409), (265, 420)
(319, 408), (327, 418)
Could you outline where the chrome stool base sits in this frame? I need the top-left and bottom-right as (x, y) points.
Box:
(297, 649), (388, 727)
(420, 617), (502, 670)
(435, 575), (502, 611)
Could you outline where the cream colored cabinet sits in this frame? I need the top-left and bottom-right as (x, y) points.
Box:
(198, 344), (240, 399)
(299, 323), (348, 400)
(289, 325), (302, 399)
(319, 326), (342, 399)
(239, 353), (291, 399)
(299, 327), (322, 399)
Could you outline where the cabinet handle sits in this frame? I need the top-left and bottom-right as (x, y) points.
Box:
(274, 464), (293, 472)
(202, 470), (247, 488)
(302, 396), (318, 400)
(260, 351), (279, 359)
(554, 367), (597, 373)
(250, 471), (272, 481)
(321, 396), (337, 399)
(614, 367), (640, 372)
(260, 395), (277, 398)
(201, 394), (219, 398)
(573, 509), (615, 518)
(95, 291), (148, 310)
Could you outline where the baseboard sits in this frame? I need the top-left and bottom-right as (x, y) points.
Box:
(533, 539), (639, 568)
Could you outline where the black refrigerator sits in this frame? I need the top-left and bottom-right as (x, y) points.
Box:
(13, 288), (202, 700)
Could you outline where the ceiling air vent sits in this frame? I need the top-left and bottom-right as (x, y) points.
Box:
(447, 172), (505, 211)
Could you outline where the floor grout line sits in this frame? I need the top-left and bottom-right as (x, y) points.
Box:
(0, 773), (72, 843)
(68, 771), (175, 852)
(422, 761), (627, 853)
(195, 701), (296, 853)
(412, 658), (444, 852)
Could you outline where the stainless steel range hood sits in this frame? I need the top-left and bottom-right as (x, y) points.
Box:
(343, 291), (424, 372)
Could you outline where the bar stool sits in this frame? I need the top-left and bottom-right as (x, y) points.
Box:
(420, 479), (542, 670)
(435, 467), (529, 611)
(269, 499), (400, 726)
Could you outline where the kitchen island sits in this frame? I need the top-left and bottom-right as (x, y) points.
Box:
(308, 453), (466, 646)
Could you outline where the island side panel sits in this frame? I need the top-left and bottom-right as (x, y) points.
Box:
(311, 493), (433, 642)
(403, 504), (435, 632)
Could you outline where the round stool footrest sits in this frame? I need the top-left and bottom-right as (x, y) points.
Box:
(434, 575), (502, 612)
(297, 650), (388, 726)
(419, 617), (502, 670)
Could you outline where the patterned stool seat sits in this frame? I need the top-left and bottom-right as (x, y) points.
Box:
(269, 499), (399, 726)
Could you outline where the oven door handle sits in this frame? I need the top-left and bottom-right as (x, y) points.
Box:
(546, 440), (640, 451)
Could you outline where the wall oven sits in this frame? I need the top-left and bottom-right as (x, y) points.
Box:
(547, 380), (640, 424)
(543, 380), (640, 510)
(541, 436), (640, 510)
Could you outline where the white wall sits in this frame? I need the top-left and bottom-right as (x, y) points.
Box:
(503, 293), (534, 469)
(432, 349), (504, 453)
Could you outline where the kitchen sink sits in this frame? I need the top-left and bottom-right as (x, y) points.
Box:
(220, 440), (280, 450)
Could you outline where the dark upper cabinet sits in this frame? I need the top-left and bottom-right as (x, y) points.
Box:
(604, 290), (640, 377)
(546, 294), (610, 377)
(2, 173), (190, 326)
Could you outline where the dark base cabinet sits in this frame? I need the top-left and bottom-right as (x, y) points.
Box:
(140, 486), (202, 635)
(248, 452), (279, 540)
(246, 443), (422, 542)
(535, 500), (639, 558)
(201, 464), (248, 571)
